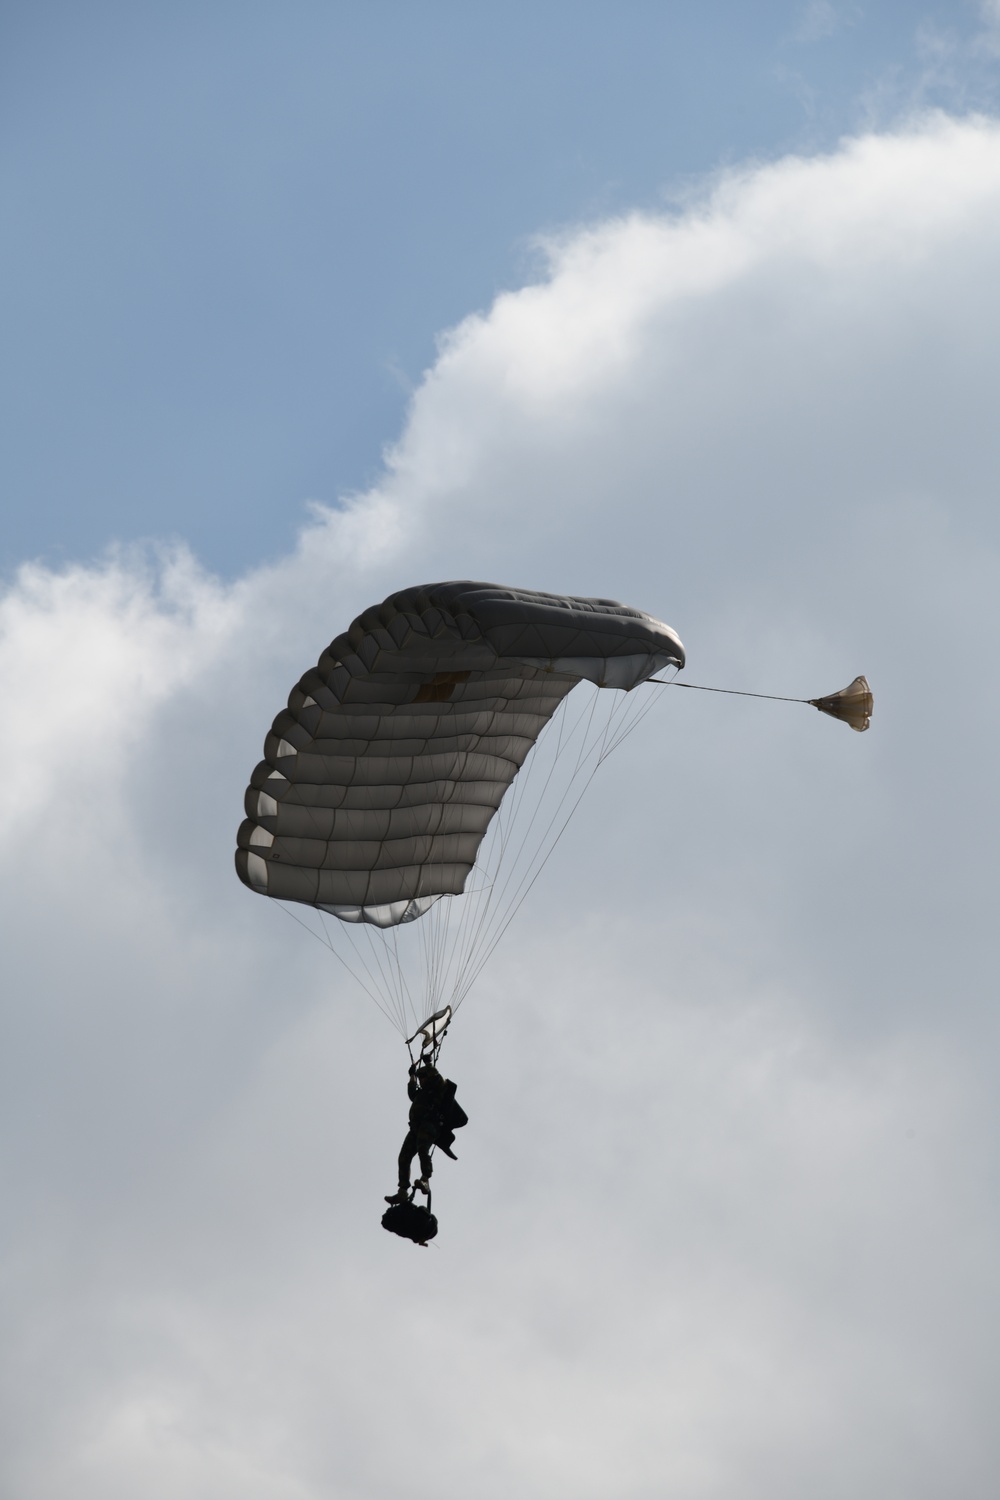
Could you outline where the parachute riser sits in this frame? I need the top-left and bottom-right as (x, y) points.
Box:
(406, 1004), (453, 1068)
(405, 1035), (445, 1070)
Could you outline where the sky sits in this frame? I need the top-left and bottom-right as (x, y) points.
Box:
(3, 5), (1000, 1498)
(5, 0), (1000, 576)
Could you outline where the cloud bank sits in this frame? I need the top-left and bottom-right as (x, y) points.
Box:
(2, 113), (1000, 1498)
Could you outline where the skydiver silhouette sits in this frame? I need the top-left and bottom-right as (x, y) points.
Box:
(384, 1058), (468, 1206)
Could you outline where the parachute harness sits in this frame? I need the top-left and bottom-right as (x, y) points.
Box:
(406, 1006), (451, 1069)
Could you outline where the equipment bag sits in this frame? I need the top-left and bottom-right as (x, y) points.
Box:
(381, 1201), (438, 1245)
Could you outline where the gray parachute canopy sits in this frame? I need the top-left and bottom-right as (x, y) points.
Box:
(236, 580), (684, 927)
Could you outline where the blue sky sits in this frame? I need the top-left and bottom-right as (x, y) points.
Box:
(5, 1), (1000, 575)
(4, 8), (1000, 1498)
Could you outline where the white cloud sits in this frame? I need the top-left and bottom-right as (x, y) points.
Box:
(0, 548), (228, 832)
(3, 114), (1000, 1497)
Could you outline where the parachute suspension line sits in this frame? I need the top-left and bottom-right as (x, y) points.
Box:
(454, 695), (614, 1002)
(444, 696), (547, 1002)
(292, 788), (404, 1017)
(589, 675), (622, 766)
(419, 801), (482, 1016)
(266, 784), (398, 1027)
(439, 882), (461, 1008)
(275, 901), (403, 1033)
(272, 786), (414, 1036)
(285, 773), (431, 1036)
(420, 881), (453, 1020)
(367, 924), (404, 1034)
(434, 880), (455, 1012)
(306, 908), (393, 1021)
(427, 684), (570, 1014)
(454, 673), (598, 1002)
(376, 922), (415, 1035)
(418, 902), (435, 1018)
(463, 757), (608, 993)
(601, 672), (668, 758)
(340, 918), (407, 1035)
(391, 926), (416, 1029)
(344, 920), (401, 1031)
(497, 683), (603, 881)
(426, 910), (442, 1018)
(449, 682), (611, 1010)
(461, 684), (608, 997)
(388, 922), (418, 1032)
(436, 878), (458, 1008)
(600, 661), (676, 757)
(444, 689), (587, 1010)
(456, 675), (664, 1003)
(499, 686), (569, 847)
(424, 699), (540, 1016)
(335, 907), (419, 1038)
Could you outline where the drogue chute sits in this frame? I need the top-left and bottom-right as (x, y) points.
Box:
(809, 675), (873, 732)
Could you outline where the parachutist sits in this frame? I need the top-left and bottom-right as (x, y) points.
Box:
(392, 1059), (468, 1199)
(236, 580), (685, 1242)
(381, 1061), (467, 1245)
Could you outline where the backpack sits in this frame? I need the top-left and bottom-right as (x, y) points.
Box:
(381, 1200), (439, 1245)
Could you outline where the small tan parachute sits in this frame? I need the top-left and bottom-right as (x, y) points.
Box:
(809, 676), (873, 732)
(653, 673), (874, 731)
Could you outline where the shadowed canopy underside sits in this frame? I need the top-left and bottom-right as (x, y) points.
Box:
(236, 581), (684, 924)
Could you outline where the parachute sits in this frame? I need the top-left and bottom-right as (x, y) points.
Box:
(809, 675), (873, 732)
(654, 674), (874, 730)
(236, 581), (684, 1036)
